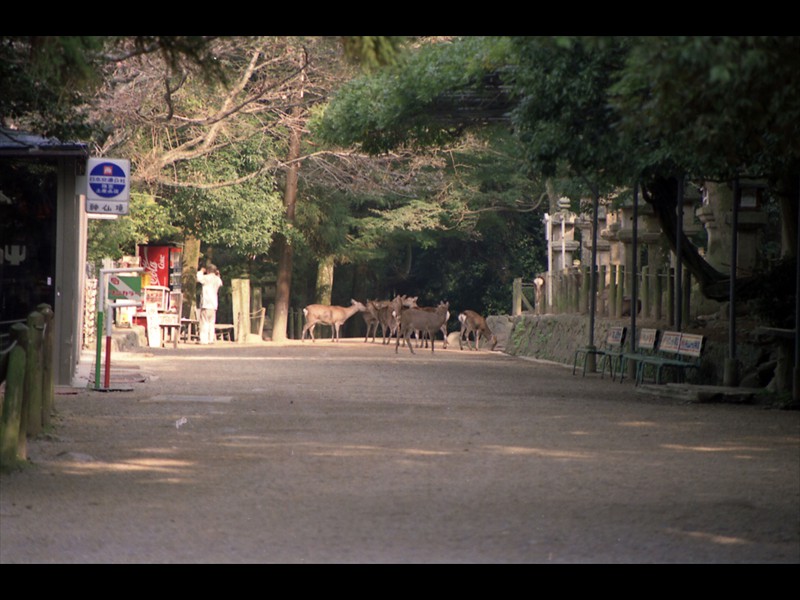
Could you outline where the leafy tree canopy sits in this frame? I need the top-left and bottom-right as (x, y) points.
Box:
(313, 36), (516, 154)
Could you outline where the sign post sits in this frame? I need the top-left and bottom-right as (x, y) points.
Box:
(86, 158), (131, 216)
(95, 267), (143, 390)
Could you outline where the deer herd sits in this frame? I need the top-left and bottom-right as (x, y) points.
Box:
(301, 295), (498, 354)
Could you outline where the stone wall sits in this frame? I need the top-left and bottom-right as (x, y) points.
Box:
(487, 313), (769, 389)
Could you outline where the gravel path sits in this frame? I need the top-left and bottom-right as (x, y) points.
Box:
(1, 340), (798, 563)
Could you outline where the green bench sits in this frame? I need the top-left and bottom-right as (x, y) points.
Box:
(618, 328), (659, 384)
(573, 326), (627, 379)
(635, 331), (705, 385)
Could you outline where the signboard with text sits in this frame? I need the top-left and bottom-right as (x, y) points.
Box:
(107, 275), (142, 304)
(86, 158), (131, 215)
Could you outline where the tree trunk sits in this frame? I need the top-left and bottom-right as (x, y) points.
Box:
(272, 239), (293, 342)
(181, 235), (201, 318)
(315, 256), (334, 304)
(272, 110), (303, 342)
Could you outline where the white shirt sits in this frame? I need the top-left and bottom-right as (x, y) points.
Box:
(196, 270), (223, 310)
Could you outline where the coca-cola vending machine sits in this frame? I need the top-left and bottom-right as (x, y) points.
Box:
(138, 243), (183, 291)
(136, 244), (183, 345)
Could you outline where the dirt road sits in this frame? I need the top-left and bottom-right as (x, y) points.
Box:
(1, 339), (798, 563)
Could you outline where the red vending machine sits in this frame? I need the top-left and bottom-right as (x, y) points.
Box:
(138, 243), (183, 290)
(136, 244), (184, 346)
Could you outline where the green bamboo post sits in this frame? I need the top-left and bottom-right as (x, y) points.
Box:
(37, 304), (54, 429)
(95, 309), (104, 390)
(1, 324), (28, 467)
(25, 310), (45, 437)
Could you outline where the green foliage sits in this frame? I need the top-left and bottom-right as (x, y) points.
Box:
(0, 36), (107, 139)
(611, 36), (800, 181)
(313, 37), (514, 153)
(87, 193), (178, 268)
(167, 175), (283, 258)
(339, 36), (407, 71)
(0, 36), (227, 141)
(508, 36), (635, 189)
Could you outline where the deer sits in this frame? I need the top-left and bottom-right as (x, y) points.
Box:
(408, 302), (450, 349)
(301, 299), (367, 342)
(396, 301), (450, 354)
(458, 310), (497, 351)
(378, 295), (417, 344)
(362, 299), (389, 342)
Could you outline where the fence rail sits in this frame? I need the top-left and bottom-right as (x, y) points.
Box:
(513, 265), (692, 326)
(1, 304), (55, 470)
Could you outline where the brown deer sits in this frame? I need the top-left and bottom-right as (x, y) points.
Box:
(458, 310), (497, 351)
(302, 299), (367, 342)
(362, 299), (389, 342)
(378, 295), (417, 344)
(409, 302), (450, 349)
(396, 301), (450, 354)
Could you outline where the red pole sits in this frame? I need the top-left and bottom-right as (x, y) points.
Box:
(104, 335), (112, 389)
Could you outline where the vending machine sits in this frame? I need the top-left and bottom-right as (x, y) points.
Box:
(138, 243), (183, 291)
(136, 244), (184, 345)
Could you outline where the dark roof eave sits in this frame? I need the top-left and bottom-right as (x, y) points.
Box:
(0, 146), (90, 158)
(0, 128), (89, 158)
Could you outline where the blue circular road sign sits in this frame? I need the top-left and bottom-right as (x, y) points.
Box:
(88, 161), (128, 199)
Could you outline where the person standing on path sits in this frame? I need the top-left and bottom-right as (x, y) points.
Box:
(196, 263), (223, 344)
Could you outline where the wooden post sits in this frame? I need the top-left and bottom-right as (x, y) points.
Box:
(231, 278), (250, 343)
(571, 271), (580, 313)
(512, 278), (522, 316)
(597, 265), (606, 317)
(654, 268), (663, 322)
(37, 304), (55, 429)
(1, 324), (28, 468)
(616, 265), (625, 319)
(608, 265), (619, 319)
(25, 310), (44, 437)
(295, 309), (304, 340)
(667, 267), (675, 327)
(641, 266), (650, 319)
(683, 269), (692, 324)
(581, 266), (590, 314)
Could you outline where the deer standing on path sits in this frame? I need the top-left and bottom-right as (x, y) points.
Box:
(302, 299), (367, 342)
(378, 295), (418, 344)
(410, 302), (451, 349)
(458, 310), (497, 351)
(396, 301), (450, 354)
(362, 299), (389, 342)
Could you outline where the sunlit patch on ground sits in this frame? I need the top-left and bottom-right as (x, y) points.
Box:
(667, 528), (749, 546)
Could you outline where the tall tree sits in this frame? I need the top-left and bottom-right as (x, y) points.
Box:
(317, 35), (800, 303)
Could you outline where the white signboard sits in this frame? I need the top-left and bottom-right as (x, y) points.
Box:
(86, 158), (131, 215)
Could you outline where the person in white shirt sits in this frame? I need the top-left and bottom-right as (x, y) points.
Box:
(196, 264), (223, 344)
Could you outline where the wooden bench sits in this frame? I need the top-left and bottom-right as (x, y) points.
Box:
(636, 331), (705, 385)
(618, 328), (659, 383)
(573, 326), (627, 379)
(215, 324), (235, 341)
